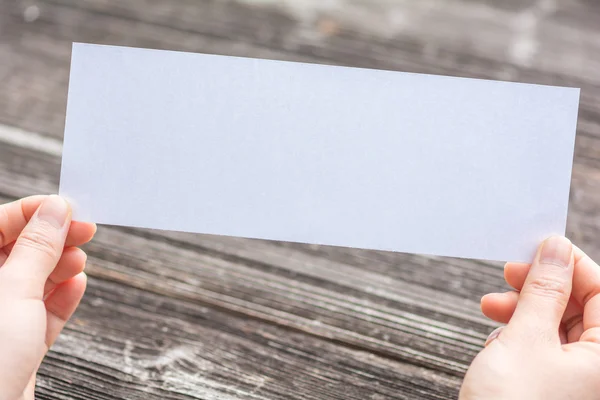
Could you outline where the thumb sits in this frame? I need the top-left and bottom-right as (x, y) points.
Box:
(505, 236), (574, 345)
(1, 195), (71, 300)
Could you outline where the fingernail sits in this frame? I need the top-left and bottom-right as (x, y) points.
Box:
(37, 195), (69, 228)
(539, 236), (572, 269)
(485, 327), (503, 347)
(481, 292), (510, 301)
(481, 293), (498, 302)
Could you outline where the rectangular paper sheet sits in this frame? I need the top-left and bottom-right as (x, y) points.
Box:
(59, 43), (580, 262)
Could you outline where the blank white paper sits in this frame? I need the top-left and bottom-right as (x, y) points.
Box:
(59, 43), (580, 262)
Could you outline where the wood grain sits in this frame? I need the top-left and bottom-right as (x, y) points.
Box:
(36, 277), (462, 400)
(0, 0), (599, 398)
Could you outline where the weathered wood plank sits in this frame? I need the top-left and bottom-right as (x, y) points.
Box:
(1, 0), (600, 398)
(35, 276), (462, 400)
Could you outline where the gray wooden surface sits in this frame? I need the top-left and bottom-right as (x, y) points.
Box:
(0, 0), (599, 399)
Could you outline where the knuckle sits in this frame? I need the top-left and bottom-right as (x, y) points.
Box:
(525, 276), (569, 303)
(15, 227), (58, 260)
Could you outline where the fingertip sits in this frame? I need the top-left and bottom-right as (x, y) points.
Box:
(57, 272), (87, 298)
(43, 247), (88, 297)
(480, 294), (493, 314)
(37, 195), (71, 229)
(481, 292), (504, 312)
(89, 223), (98, 241)
(504, 262), (530, 291)
(481, 292), (496, 306)
(66, 221), (97, 247)
(481, 292), (502, 316)
(74, 271), (88, 287)
(67, 246), (88, 267)
(481, 292), (507, 302)
(71, 271), (88, 295)
(539, 236), (574, 270)
(480, 291), (519, 323)
(45, 271), (88, 347)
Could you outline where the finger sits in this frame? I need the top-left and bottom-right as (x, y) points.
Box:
(563, 304), (585, 343)
(44, 272), (87, 348)
(2, 224), (95, 258)
(43, 247), (87, 297)
(506, 236), (574, 344)
(505, 246), (599, 343)
(505, 246), (594, 293)
(509, 245), (600, 343)
(559, 324), (568, 344)
(504, 262), (530, 290)
(0, 245), (7, 266)
(0, 195), (96, 249)
(20, 198), (93, 248)
(481, 291), (519, 323)
(580, 327), (600, 345)
(482, 290), (584, 342)
(0, 196), (45, 248)
(570, 246), (600, 345)
(65, 221), (97, 248)
(0, 196), (71, 300)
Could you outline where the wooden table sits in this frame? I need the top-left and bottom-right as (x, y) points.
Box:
(1, 0), (599, 398)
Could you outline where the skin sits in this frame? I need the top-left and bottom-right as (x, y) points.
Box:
(1, 196), (599, 399)
(0, 196), (96, 400)
(460, 236), (600, 399)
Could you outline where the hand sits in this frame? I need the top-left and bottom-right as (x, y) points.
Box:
(460, 236), (600, 399)
(0, 195), (96, 400)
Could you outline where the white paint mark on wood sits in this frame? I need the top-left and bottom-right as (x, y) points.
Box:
(0, 124), (62, 157)
(54, 333), (266, 399)
(123, 340), (135, 374)
(509, 0), (558, 67)
(23, 5), (40, 23)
